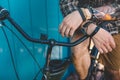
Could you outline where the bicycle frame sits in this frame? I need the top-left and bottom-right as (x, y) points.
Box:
(7, 15), (90, 80)
(0, 6), (100, 80)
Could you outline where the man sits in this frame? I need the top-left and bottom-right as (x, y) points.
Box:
(59, 0), (120, 80)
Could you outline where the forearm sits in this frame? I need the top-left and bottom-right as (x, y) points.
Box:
(92, 2), (120, 20)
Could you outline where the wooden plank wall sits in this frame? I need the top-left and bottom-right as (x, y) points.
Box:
(0, 0), (70, 80)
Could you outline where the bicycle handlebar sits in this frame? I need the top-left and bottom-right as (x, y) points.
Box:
(0, 6), (101, 80)
(0, 6), (90, 47)
(7, 16), (89, 47)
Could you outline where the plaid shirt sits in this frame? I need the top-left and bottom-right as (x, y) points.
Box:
(60, 0), (120, 34)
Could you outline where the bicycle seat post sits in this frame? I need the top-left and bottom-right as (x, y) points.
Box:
(86, 46), (99, 80)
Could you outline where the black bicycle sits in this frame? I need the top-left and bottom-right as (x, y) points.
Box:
(0, 6), (104, 80)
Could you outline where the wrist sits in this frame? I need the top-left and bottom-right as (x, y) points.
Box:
(82, 22), (100, 37)
(85, 8), (92, 19)
(81, 8), (92, 20)
(81, 21), (95, 35)
(78, 9), (86, 21)
(79, 8), (92, 21)
(87, 24), (97, 35)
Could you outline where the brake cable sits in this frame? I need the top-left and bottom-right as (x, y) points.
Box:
(1, 22), (44, 79)
(1, 26), (20, 80)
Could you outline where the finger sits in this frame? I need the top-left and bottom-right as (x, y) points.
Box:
(65, 27), (71, 37)
(69, 28), (75, 37)
(103, 42), (113, 52)
(59, 19), (67, 31)
(60, 25), (67, 37)
(98, 48), (104, 54)
(109, 38), (116, 49)
(94, 39), (108, 54)
(101, 44), (109, 53)
(59, 23), (63, 33)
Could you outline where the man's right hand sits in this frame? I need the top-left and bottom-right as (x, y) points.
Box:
(87, 23), (116, 54)
(59, 10), (83, 37)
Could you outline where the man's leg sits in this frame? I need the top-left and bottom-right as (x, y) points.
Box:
(71, 33), (91, 80)
(99, 33), (120, 80)
(104, 68), (120, 80)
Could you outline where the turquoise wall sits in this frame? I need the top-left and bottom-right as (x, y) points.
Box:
(0, 0), (70, 80)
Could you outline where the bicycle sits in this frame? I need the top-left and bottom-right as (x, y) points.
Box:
(0, 6), (104, 80)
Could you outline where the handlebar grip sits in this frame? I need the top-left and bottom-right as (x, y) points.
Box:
(0, 6), (9, 21)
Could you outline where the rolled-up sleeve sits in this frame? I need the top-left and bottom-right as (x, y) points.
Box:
(113, 0), (120, 8)
(112, 1), (120, 16)
(59, 0), (79, 17)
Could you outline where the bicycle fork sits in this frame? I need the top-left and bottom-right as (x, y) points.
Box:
(42, 45), (53, 80)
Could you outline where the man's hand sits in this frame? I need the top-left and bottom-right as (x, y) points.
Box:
(87, 24), (116, 54)
(59, 10), (83, 37)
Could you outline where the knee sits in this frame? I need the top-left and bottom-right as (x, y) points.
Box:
(71, 47), (90, 69)
(72, 47), (89, 60)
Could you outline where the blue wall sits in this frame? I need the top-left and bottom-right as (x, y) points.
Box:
(0, 0), (70, 80)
